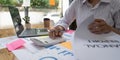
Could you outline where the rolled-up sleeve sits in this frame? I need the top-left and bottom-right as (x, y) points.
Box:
(113, 10), (120, 30)
(112, 0), (120, 30)
(55, 0), (78, 30)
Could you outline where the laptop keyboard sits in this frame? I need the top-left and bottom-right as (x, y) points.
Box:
(20, 28), (48, 37)
(37, 29), (48, 32)
(24, 29), (36, 35)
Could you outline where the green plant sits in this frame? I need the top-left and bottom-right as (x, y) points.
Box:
(0, 0), (12, 6)
(0, 0), (22, 6)
(23, 16), (30, 24)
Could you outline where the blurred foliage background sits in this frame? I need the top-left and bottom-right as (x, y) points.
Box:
(31, 0), (59, 9)
(0, 0), (22, 6)
(0, 0), (59, 9)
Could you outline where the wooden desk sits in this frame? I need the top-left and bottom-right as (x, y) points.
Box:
(0, 36), (19, 60)
(0, 22), (54, 60)
(0, 28), (15, 38)
(0, 48), (15, 60)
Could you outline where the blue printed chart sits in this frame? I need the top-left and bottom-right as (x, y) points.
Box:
(33, 42), (74, 60)
(12, 39), (75, 60)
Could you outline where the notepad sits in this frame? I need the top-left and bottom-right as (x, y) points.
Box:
(66, 30), (74, 34)
(6, 39), (25, 51)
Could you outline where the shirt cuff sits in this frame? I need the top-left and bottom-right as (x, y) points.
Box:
(54, 22), (69, 30)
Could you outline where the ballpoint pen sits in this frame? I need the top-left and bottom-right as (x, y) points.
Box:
(107, 25), (120, 35)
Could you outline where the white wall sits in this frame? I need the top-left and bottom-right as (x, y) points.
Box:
(62, 0), (69, 16)
(0, 12), (14, 29)
(0, 11), (44, 29)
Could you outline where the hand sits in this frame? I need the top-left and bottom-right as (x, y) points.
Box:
(88, 19), (111, 34)
(49, 25), (65, 39)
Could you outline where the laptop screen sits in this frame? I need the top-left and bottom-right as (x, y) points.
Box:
(8, 6), (24, 36)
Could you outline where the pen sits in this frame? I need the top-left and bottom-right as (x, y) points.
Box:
(107, 25), (120, 35)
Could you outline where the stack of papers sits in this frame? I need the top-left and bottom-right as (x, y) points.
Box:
(12, 40), (75, 60)
(73, 15), (120, 60)
(0, 36), (17, 49)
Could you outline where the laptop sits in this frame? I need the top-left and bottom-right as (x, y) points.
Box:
(8, 6), (48, 38)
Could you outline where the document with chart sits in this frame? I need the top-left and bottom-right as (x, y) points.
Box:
(73, 15), (120, 60)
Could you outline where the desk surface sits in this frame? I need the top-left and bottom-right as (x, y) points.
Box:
(0, 29), (74, 60)
(0, 36), (18, 60)
(0, 34), (74, 60)
(0, 48), (15, 60)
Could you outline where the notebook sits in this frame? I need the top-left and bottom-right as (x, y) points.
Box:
(8, 6), (48, 38)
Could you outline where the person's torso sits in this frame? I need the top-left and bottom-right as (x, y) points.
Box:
(75, 0), (119, 27)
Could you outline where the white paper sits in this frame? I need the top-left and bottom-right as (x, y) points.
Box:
(31, 45), (75, 60)
(0, 36), (17, 49)
(13, 42), (75, 60)
(62, 32), (74, 40)
(72, 15), (120, 60)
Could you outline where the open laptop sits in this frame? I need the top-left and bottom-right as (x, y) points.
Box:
(8, 6), (48, 38)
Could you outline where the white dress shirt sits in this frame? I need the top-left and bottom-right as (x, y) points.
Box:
(55, 0), (120, 60)
(56, 0), (120, 30)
